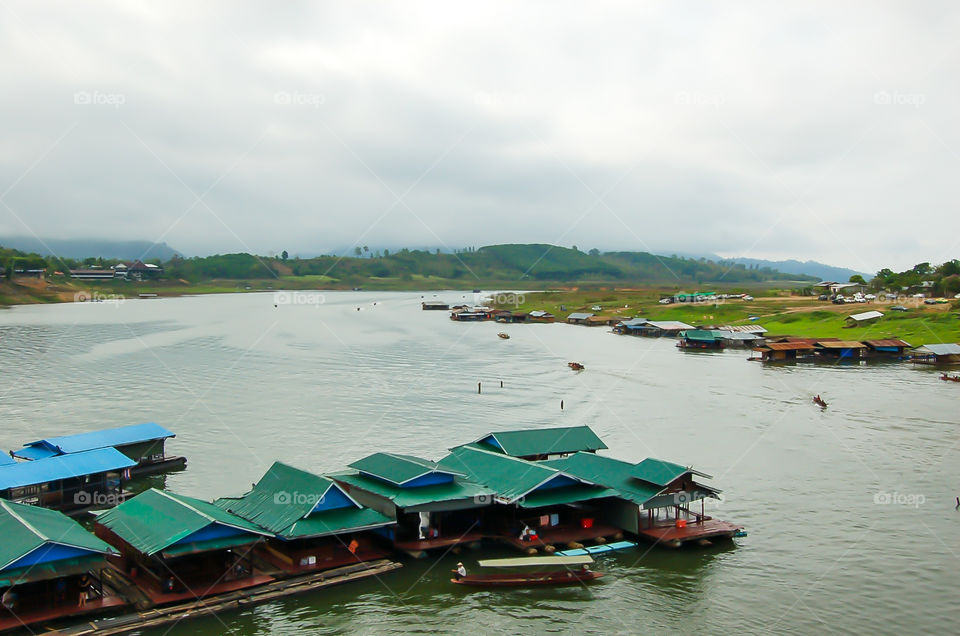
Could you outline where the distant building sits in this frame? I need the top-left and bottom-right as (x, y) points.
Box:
(566, 312), (594, 324)
(845, 310), (883, 327)
(911, 343), (960, 364)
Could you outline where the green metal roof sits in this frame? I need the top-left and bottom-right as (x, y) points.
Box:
(681, 329), (728, 341)
(630, 458), (706, 486)
(161, 534), (261, 558)
(0, 500), (116, 571)
(96, 489), (270, 556)
(438, 445), (594, 503)
(470, 425), (607, 458)
(544, 453), (663, 505)
(214, 461), (339, 534)
(332, 471), (493, 510)
(517, 484), (617, 509)
(284, 506), (393, 539)
(347, 452), (461, 486)
(0, 554), (105, 587)
(214, 462), (393, 539)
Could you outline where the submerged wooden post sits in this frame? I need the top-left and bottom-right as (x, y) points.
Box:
(560, 400), (564, 410)
(478, 382), (481, 394)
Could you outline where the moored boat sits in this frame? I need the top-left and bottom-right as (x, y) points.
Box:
(568, 362), (584, 370)
(498, 332), (510, 339)
(451, 555), (603, 587)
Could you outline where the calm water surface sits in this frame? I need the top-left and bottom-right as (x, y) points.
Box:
(1, 291), (957, 635)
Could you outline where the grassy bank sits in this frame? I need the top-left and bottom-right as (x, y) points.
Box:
(497, 289), (960, 345)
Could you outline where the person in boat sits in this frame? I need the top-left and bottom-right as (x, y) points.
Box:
(453, 562), (466, 580)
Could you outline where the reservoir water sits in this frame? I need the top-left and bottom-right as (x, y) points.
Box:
(1, 291), (956, 634)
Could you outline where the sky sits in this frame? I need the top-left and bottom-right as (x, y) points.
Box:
(0, 1), (957, 273)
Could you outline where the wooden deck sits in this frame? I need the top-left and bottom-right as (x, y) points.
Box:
(0, 596), (128, 633)
(497, 523), (622, 552)
(48, 560), (402, 636)
(636, 518), (743, 547)
(130, 573), (275, 606)
(393, 532), (484, 557)
(257, 543), (392, 576)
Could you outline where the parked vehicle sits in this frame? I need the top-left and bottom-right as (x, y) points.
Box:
(818, 294), (829, 301)
(891, 305), (908, 312)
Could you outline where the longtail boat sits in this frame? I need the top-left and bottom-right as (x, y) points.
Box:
(568, 362), (584, 371)
(451, 555), (603, 587)
(498, 332), (510, 339)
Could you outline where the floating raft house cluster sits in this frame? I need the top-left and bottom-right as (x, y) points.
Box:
(0, 424), (740, 634)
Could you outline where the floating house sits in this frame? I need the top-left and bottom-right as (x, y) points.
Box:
(716, 331), (765, 348)
(566, 312), (594, 325)
(544, 453), (741, 548)
(332, 453), (494, 558)
(215, 462), (394, 576)
(437, 445), (618, 553)
(94, 489), (273, 606)
(814, 340), (869, 360)
(449, 307), (492, 321)
(863, 339), (911, 358)
(640, 320), (695, 337)
(0, 448), (136, 512)
(911, 343), (960, 365)
(526, 310), (555, 323)
(845, 310), (883, 327)
(0, 501), (127, 632)
(750, 341), (816, 362)
(464, 425), (608, 461)
(677, 330), (727, 350)
(11, 423), (185, 476)
(421, 301), (449, 311)
(493, 310), (527, 323)
(613, 318), (649, 335)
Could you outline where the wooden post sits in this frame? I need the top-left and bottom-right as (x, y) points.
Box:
(478, 382), (481, 394)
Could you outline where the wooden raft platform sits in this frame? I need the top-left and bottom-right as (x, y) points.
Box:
(46, 559), (402, 636)
(498, 523), (622, 552)
(636, 519), (743, 547)
(393, 531), (484, 558)
(0, 596), (128, 633)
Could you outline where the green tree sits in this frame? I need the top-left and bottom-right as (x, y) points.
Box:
(281, 250), (288, 261)
(588, 248), (600, 256)
(849, 274), (866, 284)
(353, 247), (362, 257)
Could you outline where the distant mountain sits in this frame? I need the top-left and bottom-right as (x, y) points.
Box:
(718, 257), (870, 282)
(0, 237), (180, 261)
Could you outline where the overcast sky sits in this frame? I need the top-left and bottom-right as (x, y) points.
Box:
(0, 1), (957, 272)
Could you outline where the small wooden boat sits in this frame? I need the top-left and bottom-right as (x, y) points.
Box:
(451, 555), (603, 588)
(940, 373), (960, 382)
(813, 395), (827, 408)
(498, 332), (510, 339)
(568, 362), (584, 371)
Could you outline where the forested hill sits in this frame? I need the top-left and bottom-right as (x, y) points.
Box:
(163, 244), (815, 285)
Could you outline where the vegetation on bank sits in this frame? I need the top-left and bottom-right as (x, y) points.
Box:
(497, 288), (960, 345)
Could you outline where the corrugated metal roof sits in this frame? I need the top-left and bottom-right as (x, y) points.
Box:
(682, 330), (727, 341)
(214, 462), (394, 539)
(214, 462), (338, 534)
(567, 312), (594, 320)
(517, 484), (615, 508)
(18, 423), (174, 457)
(0, 448), (136, 490)
(631, 458), (705, 486)
(847, 311), (884, 321)
(719, 325), (767, 334)
(646, 321), (695, 330)
(759, 342), (816, 351)
(543, 453), (661, 505)
(0, 500), (116, 571)
(528, 310), (553, 317)
(348, 453), (461, 487)
(815, 341), (868, 349)
(469, 425), (607, 458)
(0, 454), (15, 467)
(864, 339), (911, 348)
(619, 318), (649, 327)
(96, 489), (270, 556)
(913, 343), (960, 355)
(438, 445), (594, 503)
(332, 471), (493, 509)
(718, 332), (764, 341)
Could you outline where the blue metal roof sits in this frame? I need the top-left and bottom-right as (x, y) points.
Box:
(0, 448), (136, 490)
(15, 423), (174, 458)
(11, 446), (57, 461)
(0, 454), (15, 467)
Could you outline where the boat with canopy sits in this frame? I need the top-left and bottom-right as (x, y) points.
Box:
(451, 555), (604, 587)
